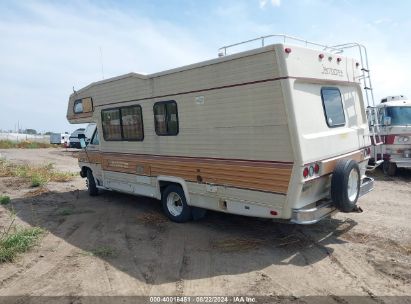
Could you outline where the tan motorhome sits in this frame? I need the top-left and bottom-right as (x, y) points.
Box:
(67, 35), (375, 224)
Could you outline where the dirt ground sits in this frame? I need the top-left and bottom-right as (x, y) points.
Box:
(0, 148), (410, 301)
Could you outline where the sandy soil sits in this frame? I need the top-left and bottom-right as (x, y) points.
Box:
(0, 148), (410, 300)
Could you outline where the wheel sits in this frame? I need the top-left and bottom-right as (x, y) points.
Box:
(86, 169), (99, 196)
(331, 159), (361, 212)
(161, 185), (192, 223)
(382, 160), (397, 176)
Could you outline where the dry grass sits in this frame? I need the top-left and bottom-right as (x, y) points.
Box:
(24, 187), (50, 197)
(211, 238), (264, 252)
(137, 212), (168, 224)
(0, 140), (56, 149)
(0, 159), (75, 187)
(342, 231), (411, 256)
(401, 244), (411, 255)
(80, 246), (117, 258)
(341, 231), (371, 244)
(55, 207), (94, 216)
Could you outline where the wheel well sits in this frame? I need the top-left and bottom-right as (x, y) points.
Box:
(158, 181), (181, 194)
(80, 166), (90, 178)
(157, 179), (190, 204)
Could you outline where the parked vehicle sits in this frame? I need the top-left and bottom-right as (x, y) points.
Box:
(69, 128), (85, 149)
(50, 133), (70, 145)
(369, 96), (411, 176)
(84, 123), (97, 144)
(67, 35), (375, 224)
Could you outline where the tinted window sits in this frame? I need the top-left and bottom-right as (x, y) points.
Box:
(386, 107), (411, 125)
(101, 106), (144, 141)
(154, 101), (179, 136)
(102, 108), (122, 140)
(321, 88), (345, 127)
(121, 106), (144, 140)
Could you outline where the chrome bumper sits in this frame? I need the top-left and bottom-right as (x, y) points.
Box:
(392, 159), (411, 168)
(291, 201), (336, 225)
(291, 177), (374, 225)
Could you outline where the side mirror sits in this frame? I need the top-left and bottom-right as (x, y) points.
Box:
(78, 133), (86, 149)
(79, 138), (86, 149)
(383, 116), (391, 126)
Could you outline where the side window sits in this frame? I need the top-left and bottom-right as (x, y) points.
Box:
(153, 101), (179, 136)
(378, 108), (385, 124)
(91, 130), (100, 145)
(101, 105), (144, 141)
(321, 87), (345, 128)
(102, 108), (122, 140)
(74, 99), (83, 114)
(121, 106), (144, 141)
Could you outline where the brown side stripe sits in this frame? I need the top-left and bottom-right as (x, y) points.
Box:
(78, 152), (293, 195)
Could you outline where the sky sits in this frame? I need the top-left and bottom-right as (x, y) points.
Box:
(0, 0), (410, 133)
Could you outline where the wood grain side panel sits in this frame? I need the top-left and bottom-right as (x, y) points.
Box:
(78, 151), (102, 164)
(67, 112), (93, 120)
(320, 150), (364, 175)
(79, 152), (292, 194)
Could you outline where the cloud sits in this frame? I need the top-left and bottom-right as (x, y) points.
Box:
(259, 0), (281, 9)
(0, 0), (409, 133)
(0, 1), (213, 132)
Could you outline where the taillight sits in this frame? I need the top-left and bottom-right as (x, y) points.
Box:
(309, 166), (314, 177)
(303, 162), (320, 179)
(319, 53), (324, 59)
(303, 167), (309, 178)
(284, 47), (292, 54)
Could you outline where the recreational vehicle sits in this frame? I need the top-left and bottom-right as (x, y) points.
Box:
(67, 35), (375, 224)
(370, 96), (411, 176)
(49, 133), (70, 145)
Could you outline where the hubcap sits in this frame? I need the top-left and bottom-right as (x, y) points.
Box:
(166, 192), (183, 217)
(347, 169), (359, 202)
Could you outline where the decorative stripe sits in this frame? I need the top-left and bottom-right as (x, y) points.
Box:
(78, 152), (293, 194)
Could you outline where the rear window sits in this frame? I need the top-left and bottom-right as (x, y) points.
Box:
(321, 87), (345, 128)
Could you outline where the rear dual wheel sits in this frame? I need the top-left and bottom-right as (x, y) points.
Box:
(382, 160), (397, 176)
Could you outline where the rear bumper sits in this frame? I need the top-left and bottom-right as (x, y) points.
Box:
(291, 177), (374, 225)
(391, 159), (411, 168)
(290, 200), (336, 225)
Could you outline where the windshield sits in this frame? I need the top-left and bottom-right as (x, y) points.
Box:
(386, 107), (411, 125)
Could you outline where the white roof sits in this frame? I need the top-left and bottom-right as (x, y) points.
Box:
(378, 99), (411, 107)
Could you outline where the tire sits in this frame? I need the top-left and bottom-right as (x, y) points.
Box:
(331, 159), (361, 213)
(86, 169), (99, 196)
(161, 185), (192, 223)
(382, 160), (397, 176)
